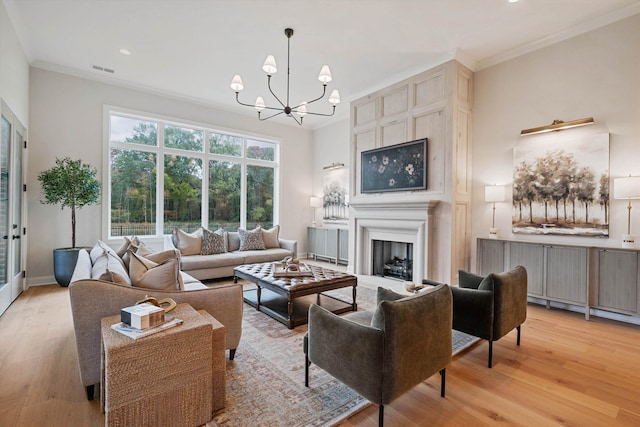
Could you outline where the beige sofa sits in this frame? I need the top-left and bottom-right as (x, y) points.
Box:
(68, 248), (243, 400)
(164, 231), (297, 280)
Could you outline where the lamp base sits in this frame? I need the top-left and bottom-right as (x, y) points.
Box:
(621, 234), (636, 249)
(489, 228), (499, 239)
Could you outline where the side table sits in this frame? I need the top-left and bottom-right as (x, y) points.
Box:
(101, 303), (226, 427)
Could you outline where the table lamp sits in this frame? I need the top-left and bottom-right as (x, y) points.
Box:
(485, 185), (506, 239)
(309, 197), (323, 227)
(614, 175), (640, 248)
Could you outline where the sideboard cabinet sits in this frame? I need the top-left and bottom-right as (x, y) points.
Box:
(308, 227), (348, 266)
(477, 238), (640, 321)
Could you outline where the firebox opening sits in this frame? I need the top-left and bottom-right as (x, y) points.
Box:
(372, 240), (413, 281)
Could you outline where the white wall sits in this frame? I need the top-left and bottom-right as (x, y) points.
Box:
(472, 14), (640, 268)
(27, 68), (313, 285)
(0, 0), (29, 125)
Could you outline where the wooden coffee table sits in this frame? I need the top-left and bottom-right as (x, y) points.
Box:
(234, 263), (357, 329)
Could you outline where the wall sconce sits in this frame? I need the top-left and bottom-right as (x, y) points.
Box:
(613, 175), (640, 248)
(323, 162), (344, 170)
(485, 185), (506, 239)
(520, 117), (594, 136)
(309, 196), (323, 227)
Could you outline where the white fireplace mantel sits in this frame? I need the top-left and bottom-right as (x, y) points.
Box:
(350, 199), (439, 282)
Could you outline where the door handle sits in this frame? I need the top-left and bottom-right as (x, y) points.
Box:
(2, 235), (7, 240)
(12, 235), (20, 240)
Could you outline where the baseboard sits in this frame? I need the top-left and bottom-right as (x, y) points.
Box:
(27, 275), (57, 287)
(528, 297), (640, 326)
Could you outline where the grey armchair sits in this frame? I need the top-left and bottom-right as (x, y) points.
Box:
(452, 265), (528, 368)
(304, 284), (452, 427)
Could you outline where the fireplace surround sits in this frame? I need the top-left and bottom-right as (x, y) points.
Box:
(349, 199), (439, 283)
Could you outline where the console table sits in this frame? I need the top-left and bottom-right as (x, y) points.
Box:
(100, 303), (226, 427)
(477, 238), (640, 323)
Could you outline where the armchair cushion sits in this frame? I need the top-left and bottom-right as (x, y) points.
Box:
(458, 270), (485, 289)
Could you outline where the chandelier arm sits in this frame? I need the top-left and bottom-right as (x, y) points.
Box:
(300, 106), (337, 117)
(235, 92), (263, 108)
(267, 75), (286, 109)
(297, 85), (328, 107)
(258, 110), (285, 121)
(289, 113), (302, 126)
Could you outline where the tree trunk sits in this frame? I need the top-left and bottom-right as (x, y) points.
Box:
(72, 206), (76, 248)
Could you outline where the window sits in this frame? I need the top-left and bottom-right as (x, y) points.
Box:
(107, 110), (279, 238)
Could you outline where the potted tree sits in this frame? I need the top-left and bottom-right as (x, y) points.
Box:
(38, 157), (101, 286)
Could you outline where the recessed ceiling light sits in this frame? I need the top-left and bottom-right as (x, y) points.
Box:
(509, 0), (519, 3)
(119, 48), (131, 55)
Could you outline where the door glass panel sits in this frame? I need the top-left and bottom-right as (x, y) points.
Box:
(0, 115), (10, 284)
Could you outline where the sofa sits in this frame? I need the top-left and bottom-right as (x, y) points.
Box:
(164, 225), (297, 281)
(68, 242), (244, 401)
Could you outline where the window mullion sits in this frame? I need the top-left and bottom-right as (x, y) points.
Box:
(156, 123), (165, 236)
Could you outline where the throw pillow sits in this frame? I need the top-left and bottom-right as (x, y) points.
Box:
(201, 228), (227, 255)
(261, 225), (280, 249)
(90, 240), (127, 270)
(129, 250), (182, 291)
(121, 237), (153, 269)
(238, 226), (266, 251)
(91, 250), (131, 286)
(115, 236), (143, 256)
(173, 227), (203, 256)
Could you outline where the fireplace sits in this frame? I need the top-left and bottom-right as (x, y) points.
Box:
(349, 199), (438, 283)
(372, 240), (413, 281)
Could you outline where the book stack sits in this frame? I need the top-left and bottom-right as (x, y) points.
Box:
(112, 303), (183, 339)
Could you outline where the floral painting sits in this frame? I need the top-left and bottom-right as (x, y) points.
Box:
(323, 167), (348, 221)
(360, 138), (427, 193)
(512, 132), (609, 237)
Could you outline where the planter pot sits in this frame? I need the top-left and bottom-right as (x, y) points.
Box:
(53, 248), (85, 287)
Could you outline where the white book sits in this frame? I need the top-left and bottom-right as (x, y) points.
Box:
(111, 317), (183, 339)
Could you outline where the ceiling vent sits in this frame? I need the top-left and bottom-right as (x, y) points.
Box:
(91, 64), (115, 74)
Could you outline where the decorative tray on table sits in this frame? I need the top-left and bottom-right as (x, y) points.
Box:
(272, 261), (314, 277)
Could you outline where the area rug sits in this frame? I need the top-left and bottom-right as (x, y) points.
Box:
(207, 284), (479, 427)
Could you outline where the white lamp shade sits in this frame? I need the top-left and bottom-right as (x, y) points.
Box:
(485, 185), (506, 203)
(254, 96), (265, 111)
(310, 197), (323, 208)
(262, 55), (277, 74)
(230, 74), (244, 92)
(318, 65), (332, 84)
(614, 176), (640, 199)
(297, 102), (308, 116)
(328, 89), (341, 105)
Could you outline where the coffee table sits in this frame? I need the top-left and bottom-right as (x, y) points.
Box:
(234, 263), (357, 329)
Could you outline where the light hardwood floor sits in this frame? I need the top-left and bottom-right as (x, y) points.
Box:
(1, 282), (639, 427)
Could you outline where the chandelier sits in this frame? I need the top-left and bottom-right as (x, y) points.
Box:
(230, 28), (340, 125)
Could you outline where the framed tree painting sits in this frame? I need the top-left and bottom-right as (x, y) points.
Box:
(512, 132), (609, 237)
(323, 166), (349, 222)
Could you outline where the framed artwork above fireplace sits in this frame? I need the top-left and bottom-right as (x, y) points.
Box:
(360, 138), (427, 193)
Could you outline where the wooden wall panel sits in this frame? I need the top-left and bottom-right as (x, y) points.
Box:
(414, 109), (445, 193)
(456, 109), (470, 195)
(381, 86), (408, 119)
(381, 120), (407, 147)
(414, 71), (446, 107)
(354, 99), (376, 127)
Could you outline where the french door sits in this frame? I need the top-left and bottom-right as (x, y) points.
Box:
(0, 101), (26, 316)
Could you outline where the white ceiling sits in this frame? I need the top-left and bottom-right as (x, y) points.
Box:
(5, 0), (640, 129)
